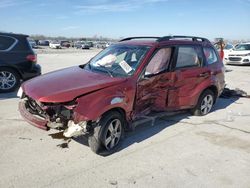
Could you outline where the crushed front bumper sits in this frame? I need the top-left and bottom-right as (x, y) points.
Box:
(18, 97), (91, 137)
(18, 100), (48, 130)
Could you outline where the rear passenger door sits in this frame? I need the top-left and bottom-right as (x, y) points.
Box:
(167, 45), (210, 110)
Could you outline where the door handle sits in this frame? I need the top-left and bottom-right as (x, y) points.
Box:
(159, 78), (170, 82)
(198, 72), (210, 77)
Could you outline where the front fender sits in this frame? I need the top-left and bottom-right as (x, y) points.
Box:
(73, 84), (134, 123)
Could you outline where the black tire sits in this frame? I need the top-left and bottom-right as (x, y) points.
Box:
(191, 89), (215, 116)
(88, 111), (125, 156)
(0, 68), (20, 93)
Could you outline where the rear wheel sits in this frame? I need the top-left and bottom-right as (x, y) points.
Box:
(191, 90), (214, 116)
(88, 111), (124, 155)
(0, 68), (20, 93)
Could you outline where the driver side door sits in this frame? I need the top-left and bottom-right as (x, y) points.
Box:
(134, 47), (175, 116)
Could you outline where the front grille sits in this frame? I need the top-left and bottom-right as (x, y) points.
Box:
(229, 54), (242, 57)
(229, 57), (242, 61)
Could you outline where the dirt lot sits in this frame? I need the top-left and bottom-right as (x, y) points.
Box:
(0, 48), (250, 188)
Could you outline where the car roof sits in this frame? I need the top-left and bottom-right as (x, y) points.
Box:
(0, 32), (29, 38)
(118, 40), (158, 47)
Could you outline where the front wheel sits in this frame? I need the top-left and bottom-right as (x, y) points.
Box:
(191, 90), (215, 116)
(88, 111), (124, 155)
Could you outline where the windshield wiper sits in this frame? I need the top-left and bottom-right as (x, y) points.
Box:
(97, 63), (113, 77)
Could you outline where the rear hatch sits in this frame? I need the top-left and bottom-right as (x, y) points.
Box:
(11, 35), (37, 69)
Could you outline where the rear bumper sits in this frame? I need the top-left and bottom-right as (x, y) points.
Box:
(22, 64), (41, 80)
(18, 100), (48, 130)
(82, 46), (90, 49)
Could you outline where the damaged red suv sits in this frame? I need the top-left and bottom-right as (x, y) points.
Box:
(18, 36), (225, 155)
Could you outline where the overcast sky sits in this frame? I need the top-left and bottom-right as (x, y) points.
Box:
(0, 0), (250, 40)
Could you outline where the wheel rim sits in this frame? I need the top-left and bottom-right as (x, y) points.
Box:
(201, 94), (213, 115)
(104, 119), (122, 150)
(0, 71), (16, 90)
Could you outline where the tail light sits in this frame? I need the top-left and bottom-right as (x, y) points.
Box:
(26, 54), (37, 63)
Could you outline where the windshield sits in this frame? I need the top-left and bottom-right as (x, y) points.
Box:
(235, 44), (250, 51)
(224, 44), (233, 50)
(51, 41), (60, 44)
(86, 45), (150, 77)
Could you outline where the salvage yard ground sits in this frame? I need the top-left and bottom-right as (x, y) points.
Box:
(0, 48), (250, 188)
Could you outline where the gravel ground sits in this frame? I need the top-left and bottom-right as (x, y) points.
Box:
(0, 48), (249, 188)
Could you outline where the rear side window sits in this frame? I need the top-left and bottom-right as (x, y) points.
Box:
(175, 46), (203, 68)
(0, 36), (16, 51)
(203, 47), (218, 65)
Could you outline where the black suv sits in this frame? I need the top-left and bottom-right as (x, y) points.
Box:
(0, 32), (41, 92)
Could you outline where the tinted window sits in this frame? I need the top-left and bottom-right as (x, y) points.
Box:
(203, 47), (218, 65)
(175, 46), (202, 68)
(0, 36), (15, 50)
(235, 44), (250, 51)
(145, 48), (172, 75)
(224, 44), (233, 50)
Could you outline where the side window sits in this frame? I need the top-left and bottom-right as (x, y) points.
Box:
(175, 46), (202, 68)
(203, 47), (218, 65)
(145, 48), (172, 75)
(0, 36), (15, 51)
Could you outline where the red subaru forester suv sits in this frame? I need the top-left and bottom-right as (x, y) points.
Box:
(18, 36), (225, 155)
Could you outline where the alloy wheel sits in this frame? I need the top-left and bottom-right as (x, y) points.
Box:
(200, 94), (213, 115)
(104, 119), (122, 150)
(0, 71), (16, 90)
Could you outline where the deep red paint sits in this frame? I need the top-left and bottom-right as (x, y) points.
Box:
(19, 101), (48, 130)
(20, 38), (225, 130)
(22, 66), (126, 103)
(73, 79), (135, 122)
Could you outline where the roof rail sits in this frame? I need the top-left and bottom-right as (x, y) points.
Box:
(119, 36), (160, 42)
(0, 32), (29, 37)
(157, 35), (210, 42)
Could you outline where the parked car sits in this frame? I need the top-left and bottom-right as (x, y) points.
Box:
(49, 41), (61, 49)
(74, 41), (90, 49)
(28, 39), (38, 49)
(38, 40), (49, 46)
(18, 36), (225, 155)
(95, 42), (108, 49)
(60, 40), (71, 48)
(87, 41), (94, 48)
(74, 41), (81, 49)
(224, 43), (250, 65)
(223, 43), (234, 58)
(0, 32), (41, 92)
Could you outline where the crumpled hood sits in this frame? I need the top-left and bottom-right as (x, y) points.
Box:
(22, 66), (126, 103)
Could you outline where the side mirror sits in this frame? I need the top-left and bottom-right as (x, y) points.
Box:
(139, 71), (151, 81)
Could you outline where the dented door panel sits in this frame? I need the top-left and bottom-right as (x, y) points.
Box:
(135, 72), (175, 116)
(168, 67), (211, 110)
